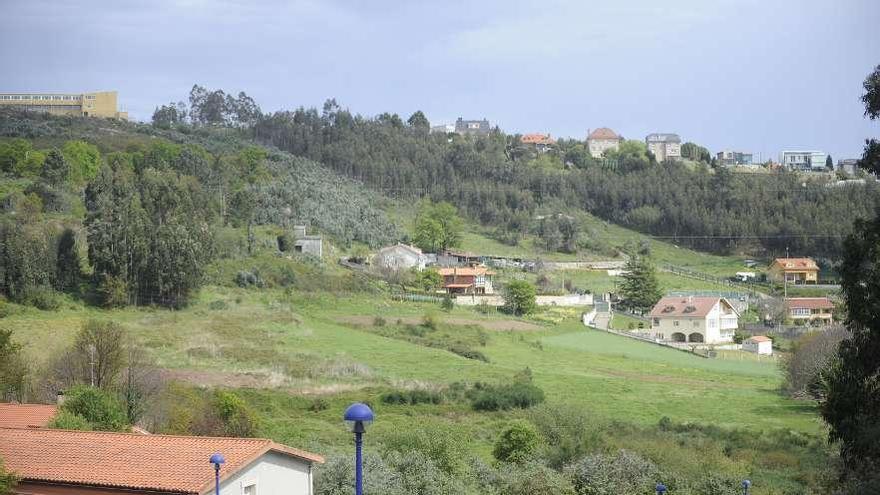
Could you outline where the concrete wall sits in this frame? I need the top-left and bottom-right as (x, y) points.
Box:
(587, 139), (620, 158)
(220, 451), (314, 495)
(455, 294), (593, 307)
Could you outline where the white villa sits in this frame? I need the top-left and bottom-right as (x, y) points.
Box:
(648, 296), (739, 344)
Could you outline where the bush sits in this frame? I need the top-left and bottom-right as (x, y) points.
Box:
(440, 294), (454, 311)
(98, 275), (129, 308)
(309, 397), (329, 412)
(381, 388), (443, 406)
(235, 269), (264, 288)
(47, 410), (92, 431)
(191, 390), (260, 437)
(22, 287), (62, 311)
(503, 280), (537, 316)
(448, 345), (489, 362)
(530, 404), (605, 469)
(56, 385), (128, 431)
(495, 461), (575, 495)
(564, 449), (662, 495)
(493, 420), (541, 463)
(471, 381), (545, 411)
(208, 300), (228, 311)
(373, 316), (386, 327)
(422, 313), (439, 330)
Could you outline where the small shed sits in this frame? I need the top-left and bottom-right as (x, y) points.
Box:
(743, 335), (773, 355)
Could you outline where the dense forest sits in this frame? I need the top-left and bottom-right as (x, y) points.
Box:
(246, 97), (879, 260)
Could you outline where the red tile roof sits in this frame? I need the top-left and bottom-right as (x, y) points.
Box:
(0, 428), (323, 494)
(649, 296), (733, 318)
(785, 297), (834, 310)
(772, 258), (818, 271)
(587, 127), (621, 141)
(0, 403), (57, 429)
(521, 133), (555, 145)
(745, 335), (772, 343)
(437, 267), (494, 276)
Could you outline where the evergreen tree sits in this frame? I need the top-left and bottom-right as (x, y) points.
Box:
(618, 255), (662, 314)
(55, 228), (81, 293)
(826, 154), (834, 170)
(41, 149), (69, 187)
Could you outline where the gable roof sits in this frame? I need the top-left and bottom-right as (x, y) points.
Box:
(587, 127), (620, 141)
(785, 297), (834, 310)
(437, 266), (494, 277)
(378, 243), (423, 256)
(0, 428), (323, 494)
(648, 296), (736, 318)
(745, 335), (772, 343)
(0, 403), (57, 428)
(521, 133), (555, 145)
(771, 257), (819, 271)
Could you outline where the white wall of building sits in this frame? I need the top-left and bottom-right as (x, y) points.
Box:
(219, 451), (314, 495)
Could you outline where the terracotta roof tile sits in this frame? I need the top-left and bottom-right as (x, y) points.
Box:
(0, 403), (57, 428)
(437, 267), (494, 276)
(772, 258), (819, 270)
(521, 133), (555, 145)
(785, 297), (834, 310)
(587, 127), (620, 141)
(649, 296), (734, 318)
(745, 335), (772, 343)
(0, 428), (323, 494)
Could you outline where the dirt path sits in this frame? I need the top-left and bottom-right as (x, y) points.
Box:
(336, 315), (543, 331)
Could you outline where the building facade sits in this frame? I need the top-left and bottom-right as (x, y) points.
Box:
(785, 297), (834, 325)
(292, 225), (322, 258)
(648, 296), (739, 344)
(0, 91), (127, 120)
(717, 150), (754, 166)
(645, 133), (682, 162)
(586, 128), (622, 158)
(768, 258), (819, 284)
(838, 158), (859, 175)
(742, 335), (773, 355)
(779, 150), (827, 171)
(374, 243), (426, 271)
(454, 118), (490, 136)
(437, 266), (495, 294)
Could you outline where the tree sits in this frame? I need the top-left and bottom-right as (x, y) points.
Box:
(821, 63), (880, 492)
(493, 420), (541, 463)
(0, 329), (28, 402)
(407, 111), (430, 133)
(190, 390), (259, 437)
(782, 326), (849, 399)
(503, 280), (537, 316)
(55, 228), (81, 293)
(414, 269), (441, 292)
(53, 385), (128, 431)
(618, 255), (662, 314)
(826, 154), (834, 170)
(412, 201), (463, 252)
(0, 458), (18, 495)
(62, 140), (102, 185)
(41, 149), (69, 186)
(151, 102), (187, 129)
(72, 320), (126, 389)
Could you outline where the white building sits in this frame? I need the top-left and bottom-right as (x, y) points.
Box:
(586, 127), (622, 158)
(648, 296), (739, 344)
(780, 150), (827, 171)
(374, 243), (426, 271)
(742, 335), (773, 355)
(0, 428), (324, 495)
(645, 133), (682, 162)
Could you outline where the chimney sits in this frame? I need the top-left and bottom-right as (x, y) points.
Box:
(56, 390), (65, 405)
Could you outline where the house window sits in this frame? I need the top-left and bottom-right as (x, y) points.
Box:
(652, 318), (659, 326)
(673, 320), (679, 327)
(708, 319), (716, 328)
(693, 321), (699, 327)
(242, 482), (257, 495)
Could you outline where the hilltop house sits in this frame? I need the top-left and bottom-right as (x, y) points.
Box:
(454, 118), (490, 137)
(437, 266), (495, 294)
(521, 133), (556, 153)
(645, 133), (682, 162)
(742, 335), (773, 355)
(0, 428), (323, 495)
(374, 243), (426, 271)
(648, 296), (739, 344)
(586, 128), (622, 158)
(780, 150), (828, 171)
(768, 258), (819, 284)
(0, 403), (57, 429)
(717, 150), (754, 166)
(785, 297), (834, 325)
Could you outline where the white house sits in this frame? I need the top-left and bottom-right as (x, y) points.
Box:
(648, 296), (739, 344)
(742, 335), (773, 355)
(0, 428), (323, 495)
(374, 243), (426, 271)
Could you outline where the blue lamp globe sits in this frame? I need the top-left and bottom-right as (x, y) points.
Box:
(742, 480), (752, 488)
(344, 403), (374, 433)
(210, 453), (225, 466)
(655, 483), (667, 494)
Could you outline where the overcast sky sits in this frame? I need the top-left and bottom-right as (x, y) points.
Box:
(1, 0), (878, 159)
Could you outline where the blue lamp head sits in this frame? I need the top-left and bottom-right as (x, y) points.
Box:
(742, 479), (751, 489)
(210, 453), (225, 467)
(344, 403), (374, 433)
(655, 483), (667, 494)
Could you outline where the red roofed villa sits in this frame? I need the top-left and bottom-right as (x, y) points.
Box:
(586, 127), (622, 158)
(785, 297), (835, 325)
(768, 257), (819, 284)
(520, 133), (556, 152)
(0, 427), (323, 495)
(437, 266), (495, 295)
(649, 296), (739, 344)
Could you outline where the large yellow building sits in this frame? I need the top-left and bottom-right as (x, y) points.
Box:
(0, 91), (127, 120)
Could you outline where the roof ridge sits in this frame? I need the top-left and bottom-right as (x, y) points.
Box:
(0, 426), (273, 443)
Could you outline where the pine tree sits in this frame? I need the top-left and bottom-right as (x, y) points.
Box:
(618, 255), (662, 314)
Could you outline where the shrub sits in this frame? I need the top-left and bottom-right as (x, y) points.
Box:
(22, 287), (62, 311)
(440, 294), (454, 311)
(309, 398), (329, 412)
(373, 316), (386, 327)
(503, 280), (537, 316)
(422, 313), (439, 330)
(47, 410), (92, 431)
(448, 345), (489, 362)
(530, 403), (605, 469)
(495, 461), (576, 495)
(381, 388), (443, 406)
(56, 385), (128, 431)
(564, 449), (662, 495)
(191, 390), (260, 437)
(493, 420), (541, 463)
(98, 275), (129, 308)
(471, 382), (545, 411)
(208, 300), (228, 311)
(235, 269), (264, 288)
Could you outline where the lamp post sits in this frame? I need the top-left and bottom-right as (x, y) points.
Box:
(656, 482), (667, 495)
(742, 479), (751, 495)
(209, 453), (225, 495)
(344, 403), (374, 495)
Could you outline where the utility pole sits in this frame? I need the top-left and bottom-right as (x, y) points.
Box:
(89, 344), (96, 387)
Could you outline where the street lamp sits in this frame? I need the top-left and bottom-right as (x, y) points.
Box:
(344, 403), (374, 495)
(209, 453), (225, 495)
(656, 482), (667, 495)
(742, 479), (751, 495)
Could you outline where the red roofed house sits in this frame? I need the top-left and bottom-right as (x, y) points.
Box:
(785, 297), (834, 325)
(0, 428), (323, 495)
(742, 335), (773, 355)
(521, 133), (556, 153)
(437, 266), (495, 295)
(648, 296), (739, 344)
(0, 403), (57, 429)
(768, 258), (819, 285)
(586, 127), (622, 158)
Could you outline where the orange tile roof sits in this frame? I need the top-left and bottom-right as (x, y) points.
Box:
(649, 296), (733, 318)
(587, 127), (621, 141)
(772, 257), (818, 271)
(0, 428), (323, 494)
(0, 403), (57, 428)
(521, 133), (555, 145)
(437, 267), (494, 276)
(785, 297), (834, 310)
(745, 335), (772, 343)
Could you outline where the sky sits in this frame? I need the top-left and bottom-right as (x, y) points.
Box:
(1, 0), (878, 160)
